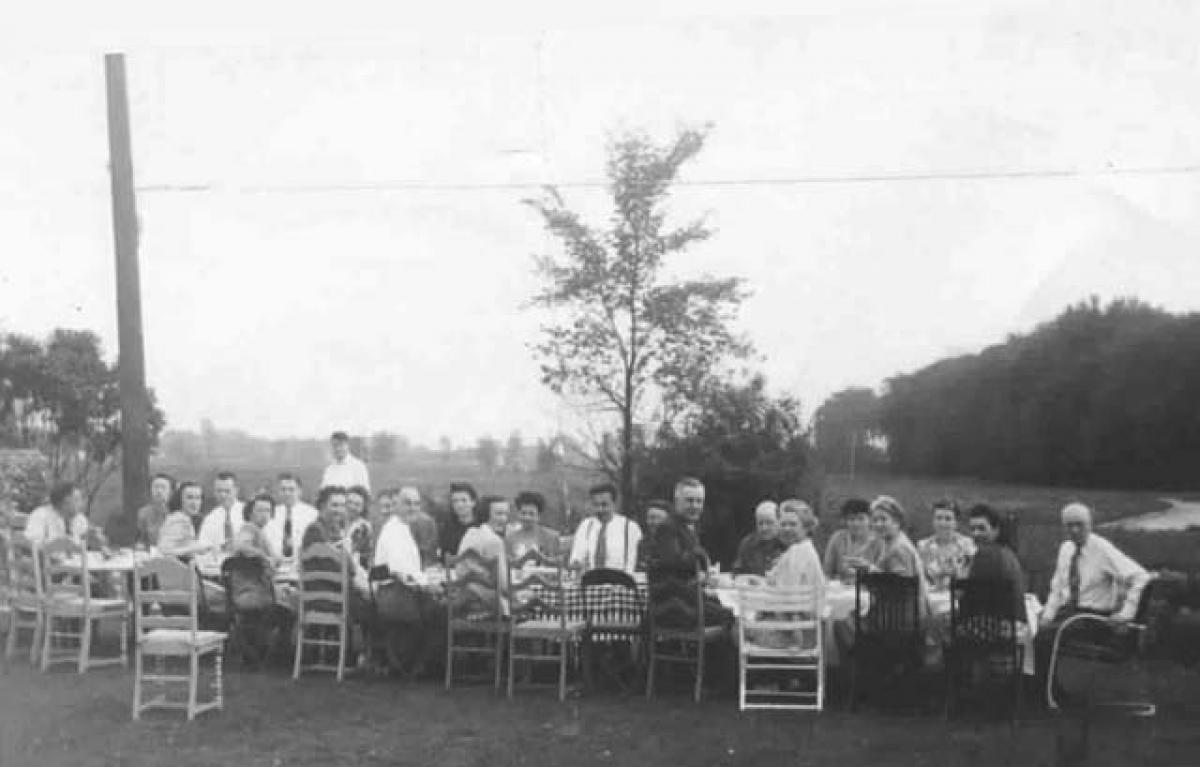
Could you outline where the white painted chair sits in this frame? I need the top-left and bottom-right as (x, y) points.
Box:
(132, 555), (226, 720)
(736, 584), (825, 711)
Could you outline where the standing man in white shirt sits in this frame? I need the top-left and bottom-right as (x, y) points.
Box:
(568, 482), (643, 574)
(264, 472), (317, 560)
(198, 471), (245, 552)
(321, 430), (370, 492)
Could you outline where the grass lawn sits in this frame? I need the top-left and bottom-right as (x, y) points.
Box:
(2, 654), (1199, 767)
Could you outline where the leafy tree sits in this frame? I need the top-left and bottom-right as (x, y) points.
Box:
(878, 297), (1200, 488)
(641, 372), (814, 566)
(813, 387), (886, 474)
(475, 436), (500, 474)
(526, 126), (751, 509)
(0, 329), (165, 512)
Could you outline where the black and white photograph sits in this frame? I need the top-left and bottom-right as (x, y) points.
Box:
(1, 2), (1199, 765)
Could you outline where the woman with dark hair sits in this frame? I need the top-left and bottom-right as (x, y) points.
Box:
(344, 485), (374, 572)
(965, 504), (1025, 618)
(506, 490), (560, 560)
(158, 481), (215, 558)
(823, 498), (880, 581)
(234, 493), (277, 563)
(453, 495), (511, 614)
(917, 499), (975, 590)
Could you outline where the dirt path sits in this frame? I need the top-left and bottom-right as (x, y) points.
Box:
(1104, 498), (1200, 531)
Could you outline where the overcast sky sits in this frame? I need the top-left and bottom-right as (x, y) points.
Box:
(3, 1), (1199, 446)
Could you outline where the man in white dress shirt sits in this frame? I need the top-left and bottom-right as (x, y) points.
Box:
(320, 430), (371, 491)
(1041, 502), (1150, 626)
(373, 485), (423, 579)
(198, 471), (245, 552)
(263, 472), (317, 560)
(568, 482), (642, 574)
(25, 481), (89, 545)
(1036, 502), (1151, 684)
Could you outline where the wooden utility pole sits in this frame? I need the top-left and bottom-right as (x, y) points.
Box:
(106, 53), (150, 544)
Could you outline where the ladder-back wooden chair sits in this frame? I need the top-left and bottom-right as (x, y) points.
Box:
(132, 555), (227, 720)
(444, 549), (506, 692)
(4, 534), (43, 663)
(507, 550), (584, 701)
(293, 542), (351, 681)
(645, 563), (727, 703)
(737, 584), (825, 711)
(39, 538), (128, 673)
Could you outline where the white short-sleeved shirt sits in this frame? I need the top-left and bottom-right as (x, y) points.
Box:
(321, 456), (371, 491)
(198, 502), (246, 551)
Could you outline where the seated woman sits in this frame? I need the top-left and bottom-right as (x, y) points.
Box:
(767, 500), (826, 597)
(823, 498), (880, 582)
(505, 490), (561, 561)
(634, 500), (671, 572)
(233, 493), (277, 565)
(866, 495), (926, 586)
(344, 485), (374, 585)
(963, 503), (1024, 620)
(917, 499), (976, 591)
(158, 482), (216, 559)
(454, 495), (511, 615)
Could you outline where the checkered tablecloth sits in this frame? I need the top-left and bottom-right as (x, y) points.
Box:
(526, 581), (647, 629)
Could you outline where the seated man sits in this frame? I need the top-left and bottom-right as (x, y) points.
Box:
(732, 500), (787, 576)
(25, 481), (89, 545)
(569, 483), (642, 574)
(1035, 502), (1150, 683)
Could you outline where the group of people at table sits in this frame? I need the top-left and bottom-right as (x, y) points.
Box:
(15, 430), (1152, 695)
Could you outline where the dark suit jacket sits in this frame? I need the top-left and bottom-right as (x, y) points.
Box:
(645, 516), (710, 571)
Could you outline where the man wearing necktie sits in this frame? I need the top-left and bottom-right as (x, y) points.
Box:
(198, 471), (246, 552)
(568, 482), (642, 574)
(1036, 502), (1150, 681)
(265, 473), (317, 560)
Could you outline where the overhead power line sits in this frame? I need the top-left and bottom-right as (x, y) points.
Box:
(135, 162), (1200, 195)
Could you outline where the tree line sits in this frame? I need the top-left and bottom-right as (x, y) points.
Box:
(821, 298), (1200, 489)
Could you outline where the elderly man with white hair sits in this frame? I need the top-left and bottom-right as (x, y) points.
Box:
(1040, 502), (1149, 628)
(732, 500), (787, 575)
(373, 486), (424, 580)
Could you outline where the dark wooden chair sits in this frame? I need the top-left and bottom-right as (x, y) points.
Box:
(848, 572), (923, 712)
(507, 550), (583, 701)
(645, 563), (726, 703)
(444, 549), (507, 692)
(944, 576), (1023, 721)
(580, 567), (644, 692)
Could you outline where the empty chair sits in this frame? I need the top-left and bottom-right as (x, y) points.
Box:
(444, 549), (507, 692)
(132, 555), (227, 720)
(737, 584), (825, 711)
(39, 538), (128, 673)
(645, 563), (728, 703)
(4, 534), (43, 663)
(293, 542), (351, 681)
(507, 550), (584, 701)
